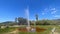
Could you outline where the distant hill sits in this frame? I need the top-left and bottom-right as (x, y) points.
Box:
(53, 19), (60, 25)
(0, 19), (60, 26)
(0, 21), (18, 26)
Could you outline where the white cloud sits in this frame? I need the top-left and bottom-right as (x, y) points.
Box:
(51, 11), (57, 14)
(44, 8), (47, 11)
(51, 8), (56, 10)
(42, 13), (45, 15)
(54, 15), (60, 18)
(41, 8), (57, 15)
(41, 8), (48, 15)
(44, 8), (49, 12)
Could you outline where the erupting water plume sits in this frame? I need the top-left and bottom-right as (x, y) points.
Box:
(25, 6), (31, 31)
(25, 6), (36, 32)
(25, 6), (30, 27)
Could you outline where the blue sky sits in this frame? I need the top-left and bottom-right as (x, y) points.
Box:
(0, 0), (60, 22)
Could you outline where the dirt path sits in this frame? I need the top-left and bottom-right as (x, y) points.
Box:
(9, 30), (19, 34)
(50, 27), (60, 34)
(50, 32), (60, 34)
(5, 29), (19, 34)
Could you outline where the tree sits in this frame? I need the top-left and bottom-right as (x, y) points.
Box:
(15, 17), (18, 23)
(42, 20), (50, 25)
(18, 17), (27, 25)
(35, 14), (38, 21)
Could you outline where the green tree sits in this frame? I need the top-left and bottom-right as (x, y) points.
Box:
(18, 17), (27, 25)
(42, 20), (50, 25)
(15, 17), (18, 23)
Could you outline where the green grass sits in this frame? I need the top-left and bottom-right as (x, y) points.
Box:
(0, 27), (17, 34)
(0, 25), (60, 34)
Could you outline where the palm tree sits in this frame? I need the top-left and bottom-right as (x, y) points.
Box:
(35, 14), (38, 21)
(15, 17), (18, 23)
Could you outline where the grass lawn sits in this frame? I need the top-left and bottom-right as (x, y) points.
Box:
(0, 25), (60, 34)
